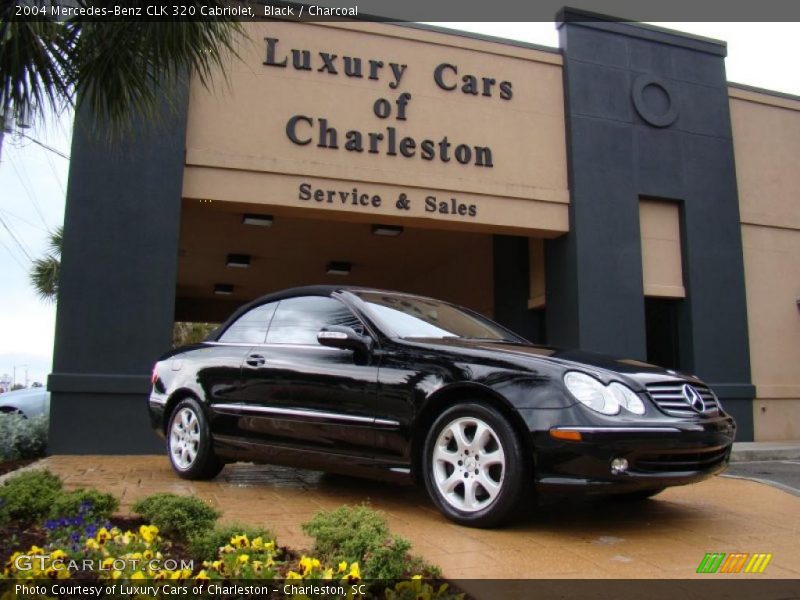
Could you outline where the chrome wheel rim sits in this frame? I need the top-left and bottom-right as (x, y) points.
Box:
(432, 416), (505, 513)
(170, 407), (201, 470)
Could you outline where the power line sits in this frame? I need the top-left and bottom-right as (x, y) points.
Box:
(0, 208), (49, 233)
(17, 132), (70, 160)
(0, 213), (33, 261)
(0, 238), (28, 272)
(8, 153), (49, 230)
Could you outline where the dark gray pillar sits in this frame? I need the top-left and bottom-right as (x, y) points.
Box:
(549, 10), (754, 439)
(493, 236), (545, 343)
(48, 78), (189, 453)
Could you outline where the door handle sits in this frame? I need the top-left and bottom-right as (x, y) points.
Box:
(246, 354), (266, 367)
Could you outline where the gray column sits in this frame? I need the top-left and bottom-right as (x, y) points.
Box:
(48, 77), (189, 453)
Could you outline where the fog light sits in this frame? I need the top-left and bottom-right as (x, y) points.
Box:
(610, 458), (629, 475)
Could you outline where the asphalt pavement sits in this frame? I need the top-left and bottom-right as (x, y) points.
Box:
(724, 460), (800, 496)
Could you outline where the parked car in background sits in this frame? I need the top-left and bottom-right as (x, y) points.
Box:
(0, 387), (50, 419)
(149, 286), (736, 527)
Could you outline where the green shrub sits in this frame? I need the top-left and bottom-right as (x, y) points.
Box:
(132, 493), (220, 540)
(0, 469), (62, 525)
(0, 413), (48, 460)
(302, 505), (439, 580)
(188, 522), (274, 561)
(49, 488), (119, 521)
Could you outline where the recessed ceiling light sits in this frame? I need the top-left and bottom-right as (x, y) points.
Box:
(371, 224), (404, 237)
(326, 261), (351, 276)
(214, 283), (234, 295)
(242, 214), (273, 227)
(226, 254), (251, 268)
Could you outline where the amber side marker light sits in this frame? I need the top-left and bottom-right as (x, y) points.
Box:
(549, 429), (583, 441)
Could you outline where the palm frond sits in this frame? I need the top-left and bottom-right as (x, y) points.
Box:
(1, 1), (242, 135)
(30, 254), (60, 302)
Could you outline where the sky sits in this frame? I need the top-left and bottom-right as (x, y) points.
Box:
(0, 22), (798, 387)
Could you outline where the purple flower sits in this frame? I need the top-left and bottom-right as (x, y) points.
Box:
(44, 520), (59, 530)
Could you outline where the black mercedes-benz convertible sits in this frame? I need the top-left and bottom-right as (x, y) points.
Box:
(149, 286), (735, 527)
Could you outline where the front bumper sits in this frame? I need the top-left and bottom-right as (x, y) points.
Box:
(528, 412), (736, 495)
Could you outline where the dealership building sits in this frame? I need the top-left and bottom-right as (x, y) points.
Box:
(49, 12), (800, 452)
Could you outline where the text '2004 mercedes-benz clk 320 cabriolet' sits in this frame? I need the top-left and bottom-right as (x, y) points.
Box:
(149, 286), (735, 527)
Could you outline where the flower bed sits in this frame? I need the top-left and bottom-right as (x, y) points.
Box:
(0, 470), (461, 600)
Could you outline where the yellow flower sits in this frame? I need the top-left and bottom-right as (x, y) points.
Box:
(96, 528), (112, 544)
(348, 562), (361, 581)
(322, 567), (333, 580)
(230, 534), (249, 548)
(221, 545), (235, 554)
(210, 560), (223, 572)
(131, 571), (145, 580)
(28, 546), (44, 556)
(286, 570), (303, 580)
(337, 561), (348, 573)
(85, 539), (100, 551)
(195, 570), (210, 581)
(101, 558), (114, 570)
(299, 555), (321, 576)
(50, 550), (67, 561)
(143, 549), (154, 560)
(139, 525), (159, 543)
(154, 572), (167, 581)
(251, 537), (264, 550)
(237, 554), (249, 565)
(251, 560), (263, 574)
(112, 570), (123, 580)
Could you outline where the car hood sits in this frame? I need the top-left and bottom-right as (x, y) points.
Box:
(398, 337), (702, 386)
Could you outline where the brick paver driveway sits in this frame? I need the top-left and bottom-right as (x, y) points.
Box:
(25, 456), (800, 579)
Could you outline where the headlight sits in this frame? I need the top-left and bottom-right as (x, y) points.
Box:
(563, 372), (620, 415)
(608, 382), (646, 415)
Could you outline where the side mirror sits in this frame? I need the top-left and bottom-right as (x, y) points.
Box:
(317, 326), (373, 352)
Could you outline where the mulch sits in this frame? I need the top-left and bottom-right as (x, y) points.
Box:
(0, 458), (38, 477)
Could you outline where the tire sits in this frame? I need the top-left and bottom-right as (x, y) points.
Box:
(167, 397), (224, 480)
(422, 402), (529, 527)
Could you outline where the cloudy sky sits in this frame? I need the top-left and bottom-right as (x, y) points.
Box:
(0, 22), (798, 387)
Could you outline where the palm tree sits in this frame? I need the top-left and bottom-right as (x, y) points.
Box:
(0, 2), (242, 136)
(30, 226), (62, 302)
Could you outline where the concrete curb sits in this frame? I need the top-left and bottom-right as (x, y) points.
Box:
(730, 442), (800, 462)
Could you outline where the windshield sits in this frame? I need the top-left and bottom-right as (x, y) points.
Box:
(353, 291), (524, 342)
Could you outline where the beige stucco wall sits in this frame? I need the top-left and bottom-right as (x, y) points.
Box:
(639, 199), (685, 298)
(182, 21), (568, 236)
(730, 86), (800, 441)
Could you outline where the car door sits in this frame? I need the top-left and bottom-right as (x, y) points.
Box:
(204, 301), (277, 439)
(237, 295), (381, 455)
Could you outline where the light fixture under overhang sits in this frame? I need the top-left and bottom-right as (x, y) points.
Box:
(371, 224), (404, 237)
(214, 283), (234, 295)
(226, 254), (251, 268)
(242, 214), (273, 227)
(326, 261), (351, 276)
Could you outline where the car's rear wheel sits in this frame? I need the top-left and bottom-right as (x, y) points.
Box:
(422, 402), (528, 527)
(167, 398), (223, 480)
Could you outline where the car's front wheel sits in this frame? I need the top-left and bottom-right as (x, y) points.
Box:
(422, 402), (529, 527)
(167, 398), (223, 480)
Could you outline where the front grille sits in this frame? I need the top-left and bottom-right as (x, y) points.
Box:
(645, 381), (721, 418)
(635, 447), (729, 473)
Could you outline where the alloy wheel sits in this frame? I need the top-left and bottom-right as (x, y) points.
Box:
(170, 407), (201, 469)
(431, 416), (506, 512)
